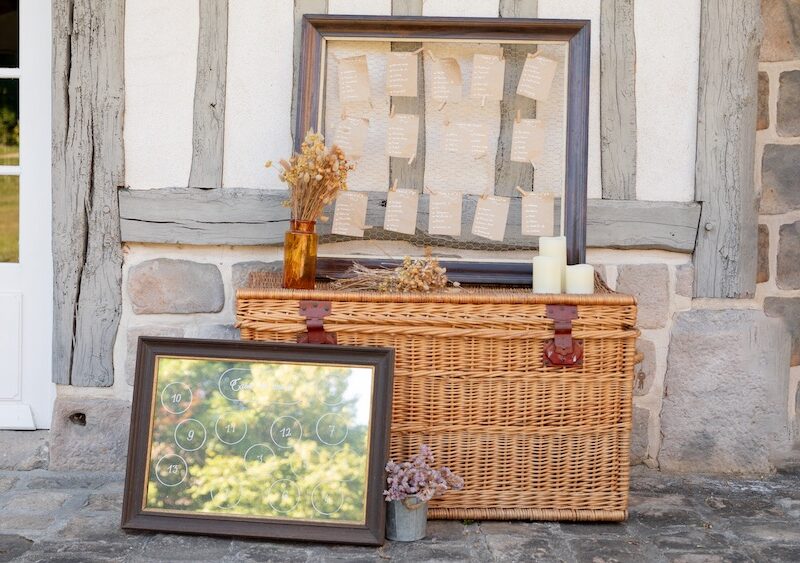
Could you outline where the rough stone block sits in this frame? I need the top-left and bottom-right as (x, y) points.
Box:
(126, 325), (184, 386)
(777, 221), (800, 289)
(758, 71), (770, 131)
(758, 224), (770, 284)
(778, 70), (800, 136)
(49, 397), (131, 471)
(0, 430), (48, 470)
(675, 263), (694, 298)
(660, 309), (792, 473)
(1, 491), (71, 513)
(761, 144), (800, 214)
(184, 324), (241, 340)
(634, 339), (657, 397)
(128, 259), (224, 314)
(631, 406), (649, 465)
(761, 0), (800, 62)
(232, 260), (282, 290)
(616, 264), (669, 329)
(764, 297), (800, 366)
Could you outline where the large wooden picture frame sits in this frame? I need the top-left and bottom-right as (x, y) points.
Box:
(295, 15), (590, 271)
(122, 337), (394, 546)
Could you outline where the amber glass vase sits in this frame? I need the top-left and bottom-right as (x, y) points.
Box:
(282, 220), (318, 289)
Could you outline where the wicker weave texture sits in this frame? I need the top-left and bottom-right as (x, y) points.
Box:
(236, 286), (637, 522)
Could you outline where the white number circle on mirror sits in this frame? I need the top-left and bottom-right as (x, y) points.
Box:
(270, 416), (302, 449)
(315, 413), (349, 446)
(154, 454), (188, 487)
(311, 481), (345, 515)
(210, 483), (242, 510)
(268, 479), (300, 513)
(214, 415), (248, 445)
(160, 382), (193, 414)
(174, 419), (207, 452)
(243, 443), (276, 471)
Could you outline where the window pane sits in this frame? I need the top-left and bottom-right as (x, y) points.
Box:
(0, 1), (18, 68)
(0, 78), (18, 165)
(0, 174), (18, 262)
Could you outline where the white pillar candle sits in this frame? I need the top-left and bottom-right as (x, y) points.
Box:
(532, 256), (562, 294)
(565, 264), (595, 294)
(538, 236), (567, 291)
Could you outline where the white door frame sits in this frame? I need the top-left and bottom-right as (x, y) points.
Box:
(0, 0), (54, 429)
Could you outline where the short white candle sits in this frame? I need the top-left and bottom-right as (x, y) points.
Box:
(565, 264), (595, 294)
(532, 256), (562, 294)
(538, 236), (567, 291)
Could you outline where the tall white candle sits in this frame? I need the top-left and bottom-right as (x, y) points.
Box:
(538, 236), (567, 291)
(566, 264), (595, 294)
(532, 256), (561, 294)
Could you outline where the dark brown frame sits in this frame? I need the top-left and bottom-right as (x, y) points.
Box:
(122, 337), (395, 546)
(296, 15), (590, 267)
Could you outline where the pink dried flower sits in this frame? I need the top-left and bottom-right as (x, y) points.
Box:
(383, 444), (464, 502)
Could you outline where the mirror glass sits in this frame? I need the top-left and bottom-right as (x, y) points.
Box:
(144, 356), (375, 524)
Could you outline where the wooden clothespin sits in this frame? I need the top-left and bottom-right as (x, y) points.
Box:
(515, 109), (522, 124)
(481, 94), (487, 108)
(412, 47), (424, 56)
(389, 104), (396, 118)
(390, 178), (398, 192)
(515, 186), (528, 197)
(480, 186), (490, 200)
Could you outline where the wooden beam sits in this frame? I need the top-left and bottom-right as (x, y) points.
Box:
(600, 0), (637, 200)
(52, 0), (125, 387)
(494, 0), (538, 197)
(188, 0), (228, 188)
(292, 0), (328, 146)
(120, 188), (700, 253)
(693, 0), (760, 298)
(389, 0), (425, 191)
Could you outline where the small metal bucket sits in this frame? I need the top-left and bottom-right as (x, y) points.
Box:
(386, 497), (428, 541)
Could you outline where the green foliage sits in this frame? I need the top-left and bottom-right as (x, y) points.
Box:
(0, 176), (18, 263)
(145, 357), (372, 523)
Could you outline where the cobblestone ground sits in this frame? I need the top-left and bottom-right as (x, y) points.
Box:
(0, 466), (799, 562)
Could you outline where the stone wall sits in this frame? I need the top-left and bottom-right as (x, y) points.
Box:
(756, 0), (800, 439)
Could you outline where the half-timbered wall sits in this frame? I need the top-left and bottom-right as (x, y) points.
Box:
(51, 0), (791, 473)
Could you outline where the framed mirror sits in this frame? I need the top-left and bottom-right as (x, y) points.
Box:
(122, 338), (394, 546)
(294, 15), (590, 279)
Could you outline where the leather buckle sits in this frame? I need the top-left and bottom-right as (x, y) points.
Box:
(543, 304), (583, 367)
(297, 300), (337, 345)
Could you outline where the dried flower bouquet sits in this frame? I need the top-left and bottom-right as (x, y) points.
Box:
(384, 444), (464, 505)
(267, 131), (354, 222)
(331, 253), (459, 293)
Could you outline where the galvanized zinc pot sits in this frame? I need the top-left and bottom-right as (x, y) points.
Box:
(386, 497), (428, 541)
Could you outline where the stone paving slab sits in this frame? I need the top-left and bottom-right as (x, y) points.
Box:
(0, 467), (798, 562)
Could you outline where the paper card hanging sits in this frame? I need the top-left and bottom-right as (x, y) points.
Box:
(521, 192), (556, 236)
(471, 196), (510, 242)
(428, 191), (462, 236)
(386, 52), (418, 97)
(470, 54), (505, 101)
(384, 189), (419, 235)
(440, 122), (489, 157)
(510, 119), (546, 164)
(516, 54), (557, 101)
(430, 58), (462, 103)
(331, 191), (369, 237)
(334, 117), (369, 159)
(386, 113), (420, 159)
(338, 55), (371, 104)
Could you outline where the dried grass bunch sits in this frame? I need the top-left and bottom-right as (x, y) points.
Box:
(332, 252), (458, 293)
(266, 131), (355, 222)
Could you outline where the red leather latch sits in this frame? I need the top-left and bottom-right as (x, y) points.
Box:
(298, 300), (337, 345)
(543, 304), (584, 367)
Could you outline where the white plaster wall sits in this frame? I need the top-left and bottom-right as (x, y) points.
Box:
(634, 0), (701, 202)
(422, 0), (499, 17)
(329, 0), (392, 15)
(124, 0), (198, 189)
(223, 0), (294, 189)
(538, 0), (602, 200)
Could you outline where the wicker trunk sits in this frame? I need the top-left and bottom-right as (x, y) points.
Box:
(236, 277), (637, 522)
